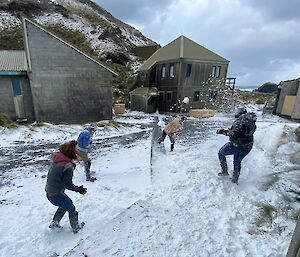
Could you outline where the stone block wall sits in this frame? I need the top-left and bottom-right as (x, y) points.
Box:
(25, 21), (113, 123)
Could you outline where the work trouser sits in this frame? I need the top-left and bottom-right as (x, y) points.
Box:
(218, 142), (251, 181)
(47, 193), (78, 230)
(159, 131), (175, 151)
(76, 147), (92, 180)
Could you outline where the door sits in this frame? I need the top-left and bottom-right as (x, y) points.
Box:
(10, 77), (26, 119)
(158, 91), (166, 112)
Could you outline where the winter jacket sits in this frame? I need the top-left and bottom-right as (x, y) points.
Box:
(163, 118), (183, 135)
(45, 152), (80, 196)
(228, 112), (257, 149)
(77, 128), (93, 153)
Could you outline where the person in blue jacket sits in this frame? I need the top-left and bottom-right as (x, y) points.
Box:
(76, 124), (97, 182)
(217, 107), (257, 184)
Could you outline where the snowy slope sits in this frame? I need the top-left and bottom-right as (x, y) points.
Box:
(0, 110), (299, 257)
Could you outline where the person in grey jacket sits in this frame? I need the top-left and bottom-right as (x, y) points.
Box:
(45, 140), (87, 233)
(217, 107), (257, 184)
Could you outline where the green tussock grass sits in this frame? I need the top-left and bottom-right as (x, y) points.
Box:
(0, 26), (23, 50)
(0, 113), (17, 128)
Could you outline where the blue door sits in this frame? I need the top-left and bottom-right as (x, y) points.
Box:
(10, 77), (26, 119)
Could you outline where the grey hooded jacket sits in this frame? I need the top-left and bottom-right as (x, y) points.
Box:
(45, 152), (80, 196)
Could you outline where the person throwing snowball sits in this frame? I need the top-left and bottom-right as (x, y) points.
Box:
(217, 107), (257, 184)
(158, 116), (186, 151)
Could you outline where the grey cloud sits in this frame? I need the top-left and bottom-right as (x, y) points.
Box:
(240, 0), (300, 21)
(94, 0), (173, 24)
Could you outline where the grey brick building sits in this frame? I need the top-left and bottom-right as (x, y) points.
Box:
(0, 17), (117, 123)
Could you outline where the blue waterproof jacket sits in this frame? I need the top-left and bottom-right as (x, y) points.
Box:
(77, 128), (92, 151)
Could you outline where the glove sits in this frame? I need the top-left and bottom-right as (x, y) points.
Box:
(78, 185), (87, 195)
(217, 129), (227, 135)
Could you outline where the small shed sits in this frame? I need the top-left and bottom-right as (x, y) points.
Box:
(0, 16), (117, 124)
(129, 87), (159, 113)
(275, 78), (300, 119)
(0, 50), (35, 122)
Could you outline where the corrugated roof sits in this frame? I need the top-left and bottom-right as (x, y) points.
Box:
(139, 35), (229, 71)
(0, 51), (28, 71)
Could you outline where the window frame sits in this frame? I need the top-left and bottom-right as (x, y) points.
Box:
(186, 64), (192, 77)
(166, 91), (173, 102)
(169, 63), (175, 78)
(193, 91), (200, 102)
(161, 64), (166, 79)
(211, 65), (221, 78)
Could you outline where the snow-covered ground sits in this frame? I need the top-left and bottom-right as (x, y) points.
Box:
(0, 109), (299, 257)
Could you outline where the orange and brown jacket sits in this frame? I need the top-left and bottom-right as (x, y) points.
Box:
(163, 118), (183, 135)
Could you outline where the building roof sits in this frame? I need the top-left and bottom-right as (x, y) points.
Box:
(139, 35), (229, 71)
(22, 16), (118, 76)
(0, 51), (28, 71)
(279, 78), (300, 84)
(130, 87), (159, 95)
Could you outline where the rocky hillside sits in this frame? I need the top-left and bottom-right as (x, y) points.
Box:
(0, 0), (157, 103)
(0, 0), (155, 67)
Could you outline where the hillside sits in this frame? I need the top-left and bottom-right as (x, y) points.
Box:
(0, 0), (155, 62)
(0, 0), (157, 103)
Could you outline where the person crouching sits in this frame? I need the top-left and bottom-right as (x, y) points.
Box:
(45, 140), (87, 233)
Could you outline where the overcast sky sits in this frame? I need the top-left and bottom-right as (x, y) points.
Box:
(95, 0), (300, 88)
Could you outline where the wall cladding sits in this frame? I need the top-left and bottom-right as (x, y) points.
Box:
(0, 76), (15, 116)
(26, 21), (113, 123)
(0, 75), (35, 121)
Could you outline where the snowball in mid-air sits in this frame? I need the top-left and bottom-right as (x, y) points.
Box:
(183, 97), (189, 104)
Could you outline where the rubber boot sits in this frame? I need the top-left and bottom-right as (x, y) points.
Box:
(218, 166), (229, 176)
(49, 208), (66, 228)
(84, 160), (92, 181)
(69, 211), (84, 234)
(232, 172), (239, 184)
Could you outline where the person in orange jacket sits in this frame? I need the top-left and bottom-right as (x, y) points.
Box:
(158, 116), (186, 151)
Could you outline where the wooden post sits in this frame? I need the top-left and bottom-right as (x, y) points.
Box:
(286, 222), (300, 257)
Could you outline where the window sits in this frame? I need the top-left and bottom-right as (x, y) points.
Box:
(208, 90), (218, 101)
(193, 91), (200, 102)
(161, 64), (166, 78)
(186, 64), (192, 77)
(139, 72), (146, 82)
(211, 65), (221, 78)
(166, 92), (172, 102)
(169, 63), (175, 78)
(159, 92), (165, 102)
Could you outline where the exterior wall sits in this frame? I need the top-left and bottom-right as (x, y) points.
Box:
(0, 75), (35, 121)
(282, 96), (296, 116)
(136, 59), (228, 113)
(179, 61), (228, 111)
(25, 22), (112, 123)
(292, 85), (300, 119)
(0, 76), (15, 117)
(276, 80), (299, 115)
(134, 45), (160, 60)
(130, 95), (147, 112)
